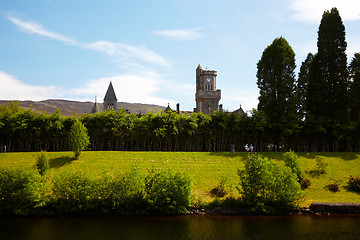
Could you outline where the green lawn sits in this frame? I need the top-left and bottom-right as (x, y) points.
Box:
(1, 151), (359, 207)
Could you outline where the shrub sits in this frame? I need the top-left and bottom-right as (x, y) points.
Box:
(0, 167), (43, 216)
(327, 181), (340, 192)
(238, 154), (301, 213)
(145, 169), (193, 214)
(283, 150), (303, 180)
(315, 157), (328, 174)
(210, 174), (229, 198)
(51, 169), (102, 214)
(347, 176), (360, 192)
(103, 166), (146, 213)
(35, 151), (50, 176)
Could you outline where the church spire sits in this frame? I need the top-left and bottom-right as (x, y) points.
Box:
(103, 81), (118, 111)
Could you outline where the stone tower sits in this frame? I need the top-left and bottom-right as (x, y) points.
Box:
(103, 81), (118, 111)
(195, 64), (221, 114)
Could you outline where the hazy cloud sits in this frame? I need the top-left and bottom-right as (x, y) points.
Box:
(0, 70), (61, 100)
(152, 28), (201, 41)
(7, 15), (170, 67)
(291, 0), (360, 22)
(8, 16), (78, 45)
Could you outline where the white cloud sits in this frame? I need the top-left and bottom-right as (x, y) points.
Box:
(85, 41), (170, 68)
(291, 0), (360, 22)
(152, 28), (201, 41)
(221, 89), (259, 112)
(0, 70), (61, 100)
(0, 69), (174, 107)
(7, 16), (78, 45)
(7, 15), (170, 67)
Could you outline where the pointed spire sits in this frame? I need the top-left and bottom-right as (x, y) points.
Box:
(104, 81), (117, 101)
(91, 95), (100, 114)
(197, 64), (203, 70)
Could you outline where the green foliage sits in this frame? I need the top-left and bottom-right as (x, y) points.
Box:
(51, 169), (102, 214)
(102, 166), (146, 213)
(145, 169), (193, 214)
(68, 119), (90, 159)
(257, 37), (298, 146)
(347, 175), (360, 192)
(238, 154), (301, 213)
(36, 151), (50, 176)
(283, 150), (303, 180)
(210, 174), (229, 198)
(314, 157), (328, 175)
(0, 166), (43, 215)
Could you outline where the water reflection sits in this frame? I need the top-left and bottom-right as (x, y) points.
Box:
(1, 215), (360, 240)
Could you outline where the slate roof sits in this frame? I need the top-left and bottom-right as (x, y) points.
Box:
(104, 81), (117, 101)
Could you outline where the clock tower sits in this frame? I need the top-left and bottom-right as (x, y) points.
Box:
(195, 64), (221, 114)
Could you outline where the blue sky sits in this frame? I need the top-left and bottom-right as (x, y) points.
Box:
(1, 0), (359, 112)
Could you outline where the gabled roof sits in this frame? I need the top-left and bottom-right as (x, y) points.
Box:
(104, 81), (117, 101)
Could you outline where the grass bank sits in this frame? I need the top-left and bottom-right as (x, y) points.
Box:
(1, 151), (359, 207)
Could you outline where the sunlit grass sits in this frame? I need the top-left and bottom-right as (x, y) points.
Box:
(1, 151), (359, 207)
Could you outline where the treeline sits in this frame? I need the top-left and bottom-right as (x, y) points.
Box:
(2, 101), (360, 152)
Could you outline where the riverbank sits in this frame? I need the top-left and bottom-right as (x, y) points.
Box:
(1, 151), (359, 214)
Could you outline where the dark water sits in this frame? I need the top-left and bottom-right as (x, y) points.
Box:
(1, 215), (360, 240)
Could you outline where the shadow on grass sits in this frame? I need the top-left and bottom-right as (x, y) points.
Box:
(299, 152), (358, 161)
(49, 156), (76, 168)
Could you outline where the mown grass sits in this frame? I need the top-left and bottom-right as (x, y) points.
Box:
(1, 151), (359, 207)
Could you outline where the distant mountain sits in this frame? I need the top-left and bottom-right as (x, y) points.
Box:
(0, 99), (166, 116)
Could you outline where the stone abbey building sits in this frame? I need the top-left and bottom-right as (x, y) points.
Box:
(92, 65), (244, 115)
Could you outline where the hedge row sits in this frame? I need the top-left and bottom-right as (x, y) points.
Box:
(0, 166), (193, 216)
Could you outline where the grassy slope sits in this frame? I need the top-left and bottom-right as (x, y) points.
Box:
(0, 151), (359, 207)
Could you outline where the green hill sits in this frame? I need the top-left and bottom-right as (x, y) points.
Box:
(1, 151), (359, 207)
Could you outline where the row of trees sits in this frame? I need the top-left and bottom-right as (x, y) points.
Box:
(257, 8), (360, 151)
(2, 100), (360, 152)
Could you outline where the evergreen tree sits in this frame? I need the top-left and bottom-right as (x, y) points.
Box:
(307, 8), (348, 123)
(349, 53), (360, 121)
(257, 37), (297, 149)
(296, 53), (313, 120)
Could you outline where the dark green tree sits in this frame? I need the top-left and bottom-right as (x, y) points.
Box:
(306, 8), (349, 151)
(349, 53), (360, 121)
(257, 37), (297, 149)
(296, 53), (313, 120)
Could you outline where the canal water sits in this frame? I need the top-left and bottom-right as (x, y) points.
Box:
(1, 215), (360, 240)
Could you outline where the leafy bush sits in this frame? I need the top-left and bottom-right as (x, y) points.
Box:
(327, 181), (340, 192)
(0, 167), (43, 215)
(145, 169), (193, 214)
(210, 174), (229, 198)
(314, 157), (328, 175)
(283, 150), (303, 180)
(347, 175), (360, 192)
(51, 169), (102, 214)
(102, 166), (146, 213)
(238, 154), (301, 213)
(35, 151), (50, 176)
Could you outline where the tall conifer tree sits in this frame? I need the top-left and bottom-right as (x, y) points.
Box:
(296, 53), (313, 120)
(257, 37), (297, 148)
(307, 8), (348, 122)
(349, 53), (360, 121)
